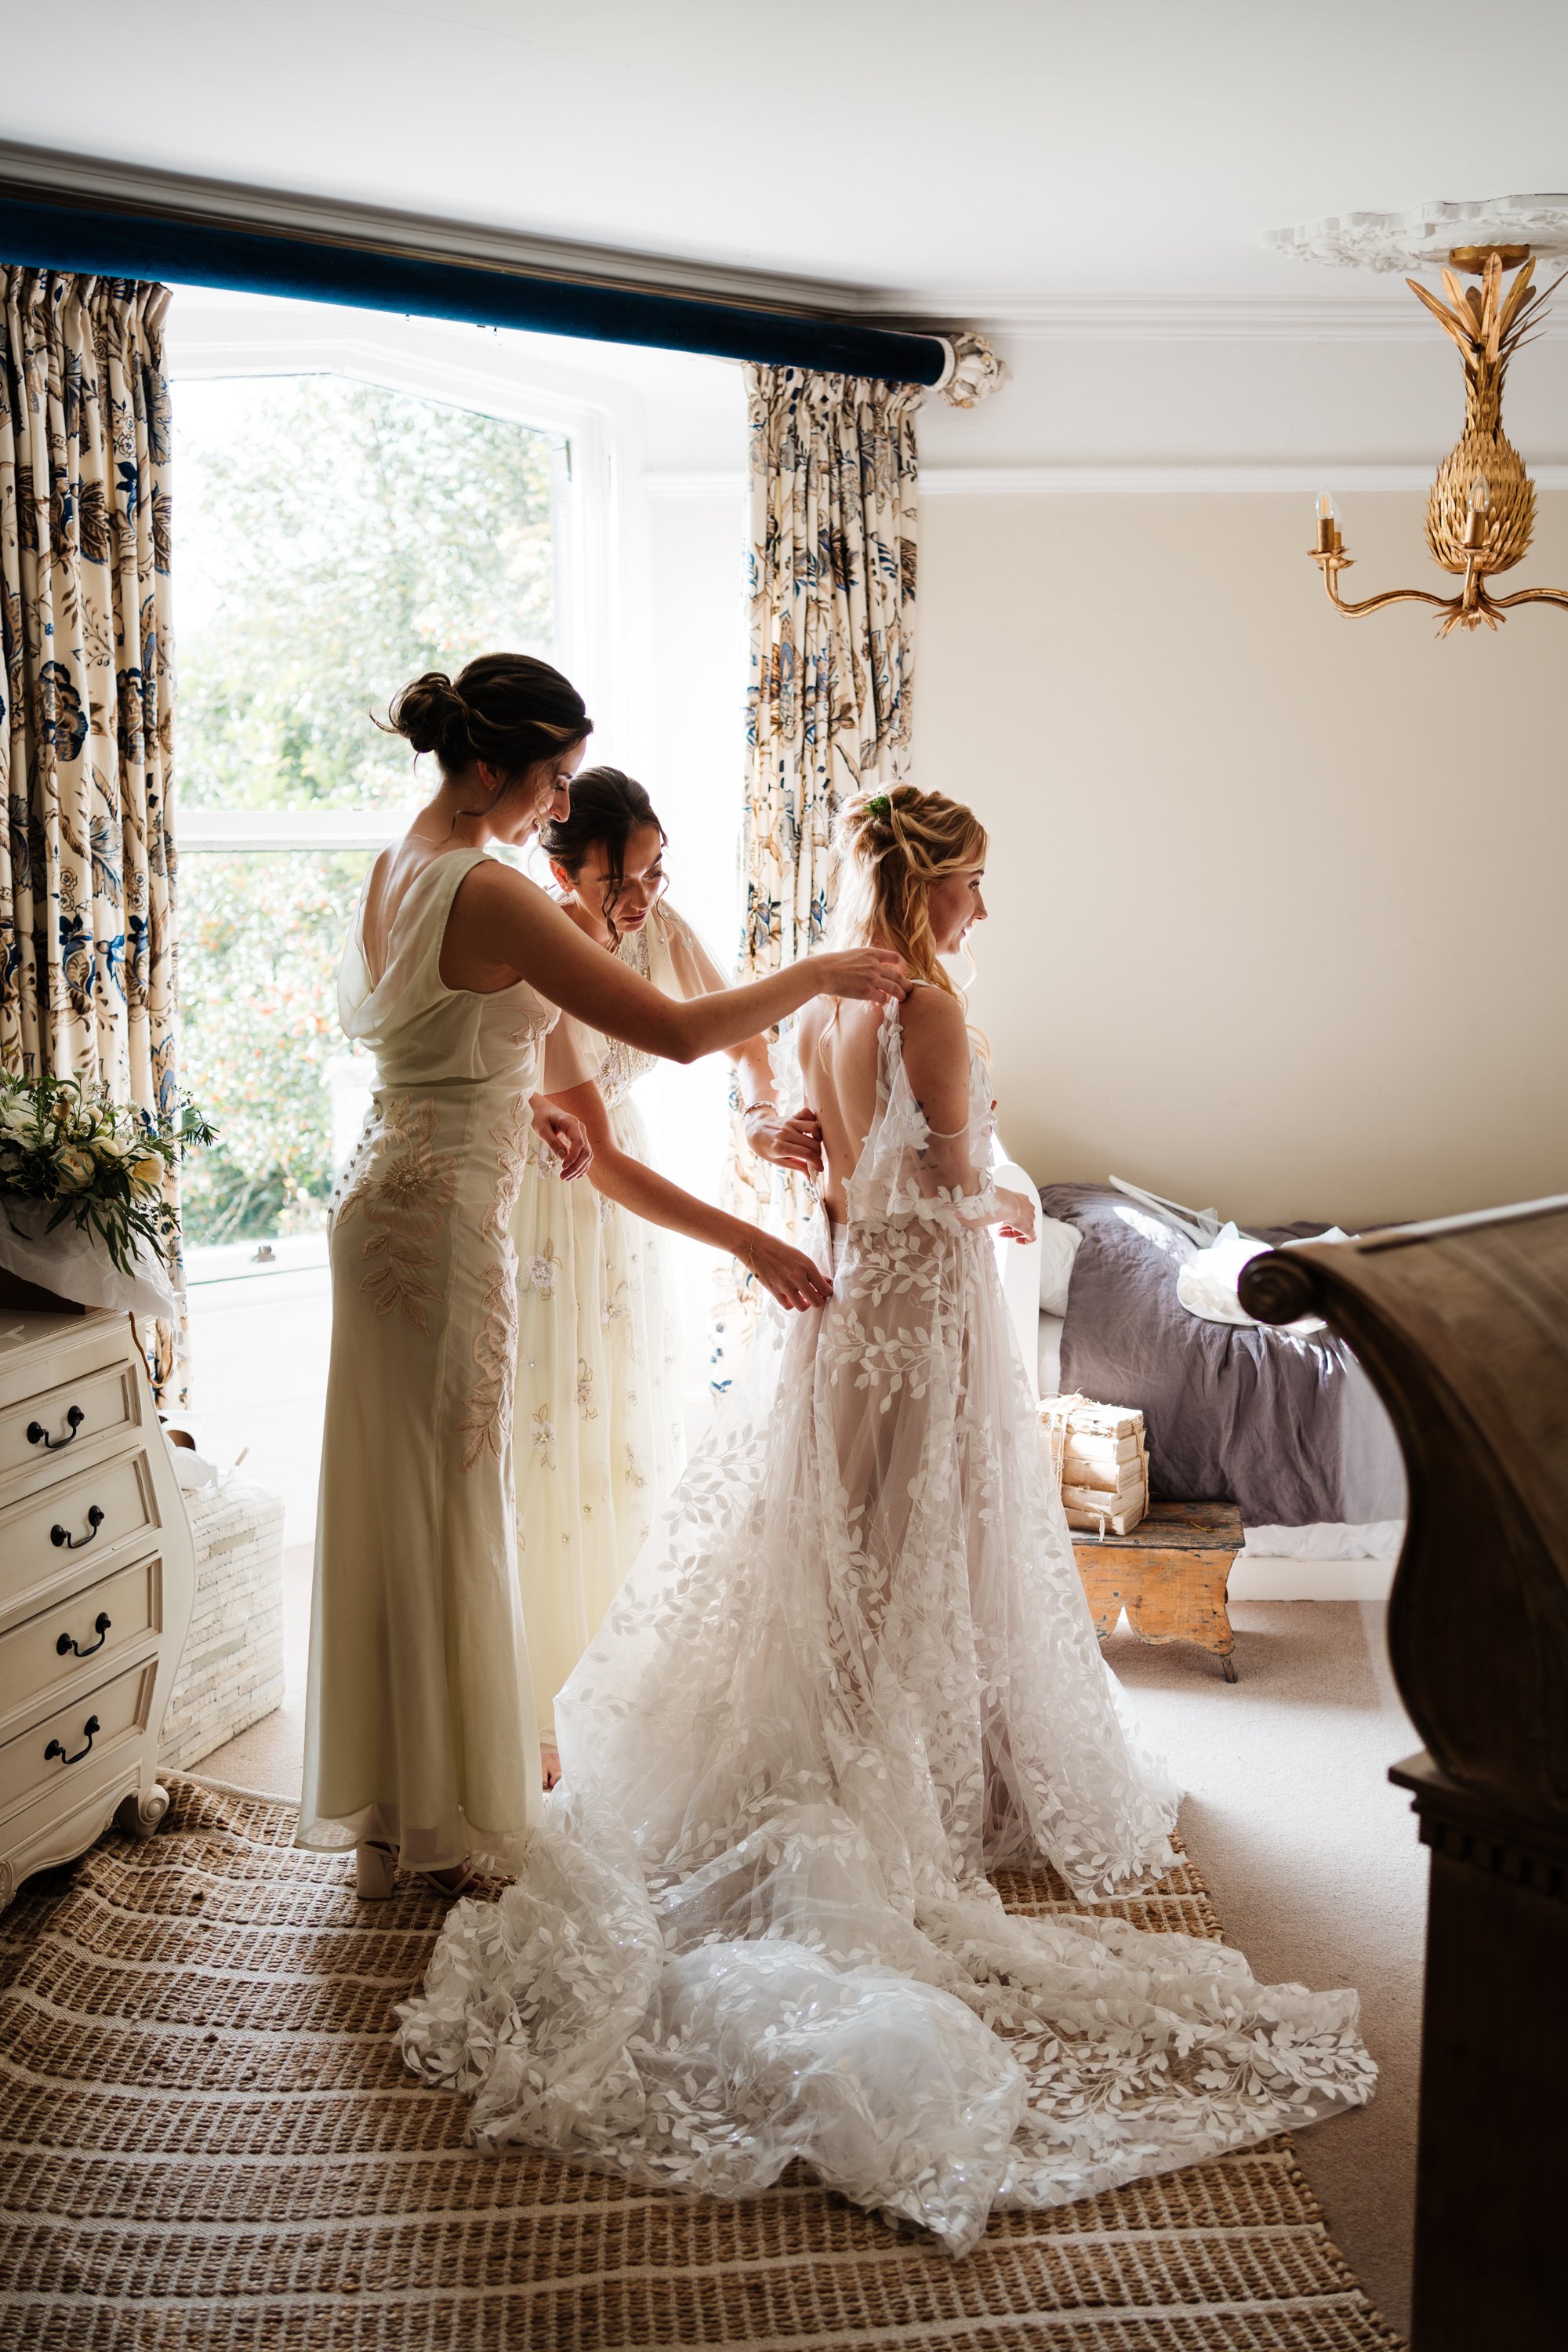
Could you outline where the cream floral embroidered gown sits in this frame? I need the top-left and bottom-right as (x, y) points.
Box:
(299, 850), (557, 1872)
(397, 1001), (1375, 2251)
(513, 899), (724, 1738)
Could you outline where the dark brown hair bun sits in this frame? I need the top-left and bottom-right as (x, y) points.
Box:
(383, 652), (590, 778)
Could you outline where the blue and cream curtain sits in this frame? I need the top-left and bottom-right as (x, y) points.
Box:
(713, 339), (1002, 1377)
(0, 269), (180, 1385)
(740, 365), (924, 978)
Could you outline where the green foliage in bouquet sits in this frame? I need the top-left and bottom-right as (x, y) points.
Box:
(0, 1074), (217, 1276)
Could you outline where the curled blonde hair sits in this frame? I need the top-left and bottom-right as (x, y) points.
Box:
(830, 784), (988, 999)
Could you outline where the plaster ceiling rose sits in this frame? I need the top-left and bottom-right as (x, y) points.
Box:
(1266, 195), (1568, 274)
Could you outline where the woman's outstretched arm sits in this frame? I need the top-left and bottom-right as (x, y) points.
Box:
(543, 1079), (830, 1311)
(452, 862), (905, 1062)
(672, 916), (823, 1174)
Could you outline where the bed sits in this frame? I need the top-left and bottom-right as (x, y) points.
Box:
(992, 1164), (1406, 1566)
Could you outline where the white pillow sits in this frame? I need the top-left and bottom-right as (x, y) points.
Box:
(1037, 1215), (1083, 1316)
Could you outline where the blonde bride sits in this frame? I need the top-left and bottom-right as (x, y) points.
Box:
(397, 782), (1375, 2247)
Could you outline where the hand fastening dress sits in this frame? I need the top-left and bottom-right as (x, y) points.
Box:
(298, 849), (560, 1874)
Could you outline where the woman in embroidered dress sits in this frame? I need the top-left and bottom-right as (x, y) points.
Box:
(514, 768), (826, 1757)
(397, 781), (1374, 2249)
(297, 657), (907, 1899)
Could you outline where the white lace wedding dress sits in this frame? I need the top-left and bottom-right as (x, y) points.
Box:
(397, 1005), (1375, 2253)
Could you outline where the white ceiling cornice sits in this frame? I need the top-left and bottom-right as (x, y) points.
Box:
(871, 295), (1568, 344)
(10, 142), (1568, 350)
(645, 465), (1568, 496)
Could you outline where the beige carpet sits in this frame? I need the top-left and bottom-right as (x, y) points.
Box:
(1099, 1606), (1425, 2340)
(0, 1776), (1403, 2350)
(206, 1562), (1427, 2339)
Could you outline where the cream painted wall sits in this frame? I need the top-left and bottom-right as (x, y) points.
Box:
(919, 491), (1568, 1226)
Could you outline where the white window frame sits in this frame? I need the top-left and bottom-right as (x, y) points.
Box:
(167, 295), (657, 855)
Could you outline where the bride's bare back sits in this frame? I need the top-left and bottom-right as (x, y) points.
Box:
(799, 983), (976, 1224)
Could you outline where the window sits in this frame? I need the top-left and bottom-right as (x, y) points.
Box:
(166, 298), (745, 1536)
(174, 372), (570, 1245)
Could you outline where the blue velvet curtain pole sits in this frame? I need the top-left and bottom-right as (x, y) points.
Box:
(0, 191), (950, 385)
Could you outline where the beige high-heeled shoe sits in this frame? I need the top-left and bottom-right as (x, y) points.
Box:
(356, 1842), (485, 1901)
(354, 1840), (397, 1900)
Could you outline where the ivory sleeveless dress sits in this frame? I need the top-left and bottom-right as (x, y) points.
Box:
(513, 899), (724, 1738)
(398, 1001), (1374, 2251)
(298, 849), (558, 1873)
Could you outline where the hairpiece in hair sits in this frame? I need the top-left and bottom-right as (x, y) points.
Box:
(866, 794), (891, 818)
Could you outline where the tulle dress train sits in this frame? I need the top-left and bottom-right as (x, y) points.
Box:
(397, 1004), (1374, 2252)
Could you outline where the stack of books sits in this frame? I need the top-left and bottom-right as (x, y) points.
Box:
(1039, 1394), (1149, 1537)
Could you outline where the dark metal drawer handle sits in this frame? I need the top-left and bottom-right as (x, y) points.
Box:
(56, 1612), (111, 1660)
(51, 1505), (105, 1551)
(27, 1406), (85, 1451)
(45, 1715), (100, 1767)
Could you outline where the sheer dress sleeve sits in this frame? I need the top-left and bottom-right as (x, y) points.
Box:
(845, 1007), (1003, 1233)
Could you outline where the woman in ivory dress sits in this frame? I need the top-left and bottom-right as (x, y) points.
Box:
(298, 656), (907, 1899)
(514, 767), (826, 1755)
(397, 782), (1374, 2250)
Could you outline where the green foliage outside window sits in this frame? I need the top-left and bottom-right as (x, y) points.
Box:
(174, 373), (559, 1242)
(176, 851), (371, 1244)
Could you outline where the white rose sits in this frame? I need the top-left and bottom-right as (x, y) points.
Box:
(53, 1146), (96, 1192)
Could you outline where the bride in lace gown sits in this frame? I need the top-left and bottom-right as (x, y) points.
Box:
(397, 783), (1374, 2251)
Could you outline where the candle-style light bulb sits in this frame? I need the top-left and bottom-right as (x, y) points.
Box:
(1313, 490), (1341, 557)
(1463, 475), (1493, 551)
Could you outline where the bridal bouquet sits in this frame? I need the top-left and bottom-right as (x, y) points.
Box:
(0, 1073), (216, 1312)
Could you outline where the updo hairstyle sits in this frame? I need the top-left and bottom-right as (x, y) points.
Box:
(540, 766), (666, 942)
(383, 654), (590, 806)
(831, 784), (988, 997)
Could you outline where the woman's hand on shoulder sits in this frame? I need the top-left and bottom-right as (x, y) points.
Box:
(808, 947), (909, 1004)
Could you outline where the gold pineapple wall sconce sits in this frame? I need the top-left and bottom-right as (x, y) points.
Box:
(1269, 198), (1568, 635)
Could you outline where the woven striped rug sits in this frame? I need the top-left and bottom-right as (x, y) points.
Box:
(0, 1777), (1405, 2350)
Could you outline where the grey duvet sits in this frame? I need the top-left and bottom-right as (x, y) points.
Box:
(1038, 1182), (1406, 1528)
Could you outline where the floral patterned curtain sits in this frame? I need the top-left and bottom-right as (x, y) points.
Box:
(712, 339), (1003, 1382)
(0, 269), (180, 1388)
(741, 365), (924, 975)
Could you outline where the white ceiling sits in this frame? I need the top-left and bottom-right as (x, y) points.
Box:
(5, 0), (1568, 314)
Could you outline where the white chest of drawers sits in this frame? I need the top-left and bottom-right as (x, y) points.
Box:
(0, 1308), (194, 1910)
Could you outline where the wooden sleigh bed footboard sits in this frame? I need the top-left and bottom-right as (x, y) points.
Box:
(1240, 1196), (1568, 2352)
